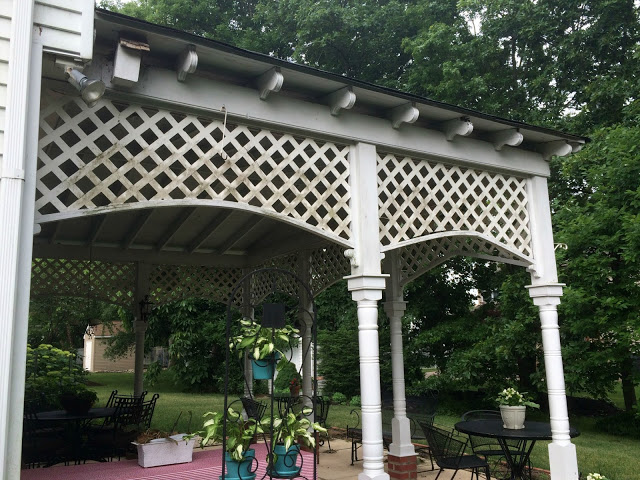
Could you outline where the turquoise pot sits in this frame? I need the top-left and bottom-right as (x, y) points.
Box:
(221, 448), (256, 480)
(251, 352), (280, 380)
(271, 444), (301, 476)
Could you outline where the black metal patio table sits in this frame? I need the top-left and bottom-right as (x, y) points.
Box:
(35, 407), (117, 464)
(455, 420), (579, 480)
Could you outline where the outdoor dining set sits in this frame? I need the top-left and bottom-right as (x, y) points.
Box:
(22, 390), (159, 468)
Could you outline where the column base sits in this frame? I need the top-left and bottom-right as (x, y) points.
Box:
(359, 472), (391, 480)
(548, 442), (579, 480)
(387, 454), (417, 480)
(389, 417), (415, 457)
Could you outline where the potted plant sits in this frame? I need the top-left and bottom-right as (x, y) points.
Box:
(133, 412), (197, 468)
(264, 407), (326, 476)
(289, 377), (301, 397)
(496, 387), (540, 429)
(231, 318), (299, 380)
(185, 407), (263, 480)
(59, 384), (98, 414)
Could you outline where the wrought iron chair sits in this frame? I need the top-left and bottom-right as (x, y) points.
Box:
(461, 410), (530, 479)
(420, 421), (491, 480)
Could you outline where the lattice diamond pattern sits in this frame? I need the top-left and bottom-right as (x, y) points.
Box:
(150, 265), (243, 306)
(378, 153), (532, 257)
(310, 244), (351, 293)
(398, 236), (529, 285)
(30, 258), (135, 307)
(37, 93), (352, 240)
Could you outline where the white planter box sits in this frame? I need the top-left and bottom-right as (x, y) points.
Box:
(133, 434), (197, 468)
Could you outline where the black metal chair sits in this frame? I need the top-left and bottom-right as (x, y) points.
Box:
(420, 421), (491, 480)
(461, 410), (530, 479)
(314, 396), (333, 453)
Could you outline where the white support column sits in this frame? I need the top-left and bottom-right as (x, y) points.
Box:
(242, 270), (254, 398)
(346, 142), (389, 480)
(0, 1), (37, 477)
(526, 176), (578, 480)
(134, 262), (151, 397)
(383, 252), (415, 457)
(297, 252), (313, 400)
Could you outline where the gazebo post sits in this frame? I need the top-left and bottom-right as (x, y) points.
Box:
(134, 262), (151, 397)
(0, 5), (42, 475)
(298, 252), (313, 400)
(346, 142), (389, 480)
(241, 270), (254, 398)
(526, 176), (579, 479)
(383, 253), (416, 470)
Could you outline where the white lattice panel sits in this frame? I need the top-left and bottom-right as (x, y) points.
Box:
(30, 258), (135, 307)
(397, 236), (531, 286)
(249, 255), (301, 305)
(378, 153), (532, 257)
(150, 265), (243, 306)
(37, 92), (352, 240)
(310, 244), (351, 294)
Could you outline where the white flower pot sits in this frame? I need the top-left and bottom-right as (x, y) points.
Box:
(499, 405), (526, 429)
(133, 434), (197, 467)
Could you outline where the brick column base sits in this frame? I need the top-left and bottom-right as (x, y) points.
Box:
(388, 454), (417, 480)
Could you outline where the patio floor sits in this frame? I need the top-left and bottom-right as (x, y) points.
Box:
(20, 438), (486, 480)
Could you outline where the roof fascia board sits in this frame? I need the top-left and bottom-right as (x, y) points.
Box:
(84, 59), (550, 178)
(94, 9), (587, 145)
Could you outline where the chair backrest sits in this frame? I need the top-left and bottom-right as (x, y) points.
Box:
(112, 395), (145, 429)
(461, 410), (501, 421)
(419, 422), (467, 466)
(106, 390), (147, 408)
(137, 393), (159, 430)
(241, 397), (267, 422)
(314, 396), (330, 426)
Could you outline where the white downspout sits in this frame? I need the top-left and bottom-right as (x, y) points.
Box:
(0, 0), (37, 477)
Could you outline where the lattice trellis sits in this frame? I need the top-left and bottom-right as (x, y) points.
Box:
(30, 258), (135, 307)
(309, 244), (351, 294)
(378, 153), (532, 257)
(37, 91), (352, 240)
(398, 235), (531, 286)
(149, 264), (244, 306)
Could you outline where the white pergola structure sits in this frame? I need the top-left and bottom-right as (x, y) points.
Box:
(0, 2), (586, 479)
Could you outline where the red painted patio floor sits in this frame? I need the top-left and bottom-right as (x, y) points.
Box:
(21, 444), (316, 480)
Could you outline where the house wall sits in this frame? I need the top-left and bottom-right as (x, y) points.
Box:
(86, 338), (136, 372)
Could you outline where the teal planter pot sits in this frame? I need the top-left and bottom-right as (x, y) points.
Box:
(270, 444), (301, 477)
(222, 448), (256, 480)
(251, 352), (280, 380)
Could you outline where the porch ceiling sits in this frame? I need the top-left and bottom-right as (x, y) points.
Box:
(32, 207), (333, 268)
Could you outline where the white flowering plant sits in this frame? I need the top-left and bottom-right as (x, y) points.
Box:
(586, 474), (609, 480)
(496, 387), (540, 409)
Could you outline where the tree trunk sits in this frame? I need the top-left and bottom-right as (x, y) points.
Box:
(620, 356), (637, 411)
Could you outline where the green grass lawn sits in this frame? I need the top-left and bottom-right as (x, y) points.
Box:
(88, 372), (640, 480)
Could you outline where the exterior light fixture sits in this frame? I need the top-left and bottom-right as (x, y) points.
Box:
(66, 67), (105, 107)
(139, 295), (154, 322)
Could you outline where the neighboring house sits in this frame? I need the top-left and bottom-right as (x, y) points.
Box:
(83, 322), (135, 372)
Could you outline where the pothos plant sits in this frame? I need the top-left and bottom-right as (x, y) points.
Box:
(265, 406), (327, 451)
(185, 407), (263, 462)
(230, 318), (299, 363)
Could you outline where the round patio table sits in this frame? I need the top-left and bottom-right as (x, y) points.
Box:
(455, 420), (579, 480)
(35, 407), (117, 464)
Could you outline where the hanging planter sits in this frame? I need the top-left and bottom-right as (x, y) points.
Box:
(251, 352), (281, 380)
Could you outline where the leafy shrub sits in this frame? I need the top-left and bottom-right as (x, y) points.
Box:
(350, 395), (361, 407)
(25, 344), (91, 411)
(274, 359), (300, 393)
(332, 392), (347, 405)
(594, 411), (640, 438)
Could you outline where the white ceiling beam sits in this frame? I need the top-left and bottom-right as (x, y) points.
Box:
(256, 67), (283, 100)
(443, 117), (474, 141)
(568, 141), (585, 153)
(48, 221), (62, 245)
(389, 102), (419, 129)
(86, 214), (107, 246)
(490, 129), (524, 151)
(155, 207), (197, 251)
(539, 140), (572, 160)
(86, 62), (552, 176)
(121, 209), (153, 249)
(188, 210), (232, 253)
(176, 44), (198, 82)
(216, 217), (265, 255)
(324, 86), (356, 116)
